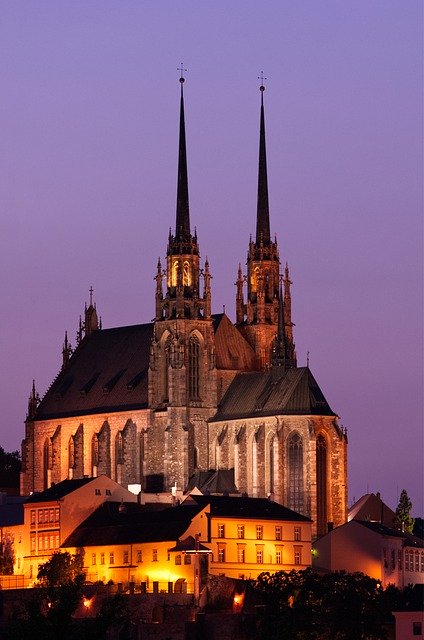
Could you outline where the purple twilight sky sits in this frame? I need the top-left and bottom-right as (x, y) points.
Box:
(0, 1), (422, 514)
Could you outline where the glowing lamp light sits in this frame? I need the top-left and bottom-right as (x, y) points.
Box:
(83, 598), (91, 609)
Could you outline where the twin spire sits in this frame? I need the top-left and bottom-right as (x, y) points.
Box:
(256, 84), (271, 246)
(175, 74), (191, 242)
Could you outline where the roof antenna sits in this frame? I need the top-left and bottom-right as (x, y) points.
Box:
(306, 350), (310, 367)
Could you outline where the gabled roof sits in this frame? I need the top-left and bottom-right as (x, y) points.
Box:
(62, 500), (203, 548)
(348, 493), (395, 528)
(212, 314), (257, 371)
(34, 323), (153, 421)
(356, 520), (424, 548)
(25, 477), (96, 503)
(211, 366), (334, 421)
(189, 495), (312, 522)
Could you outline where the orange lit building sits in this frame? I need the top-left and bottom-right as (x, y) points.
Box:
(62, 494), (312, 590)
(15, 476), (137, 582)
(313, 519), (424, 588)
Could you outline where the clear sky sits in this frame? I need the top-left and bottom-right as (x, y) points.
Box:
(0, 1), (422, 514)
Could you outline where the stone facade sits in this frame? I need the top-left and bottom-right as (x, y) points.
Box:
(21, 81), (348, 539)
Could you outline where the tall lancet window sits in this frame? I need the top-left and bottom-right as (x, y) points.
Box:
(68, 436), (75, 474)
(183, 261), (191, 286)
(288, 432), (304, 514)
(269, 435), (275, 494)
(316, 434), (328, 536)
(91, 434), (99, 475)
(164, 335), (172, 402)
(188, 335), (200, 400)
(115, 431), (124, 465)
(43, 438), (52, 489)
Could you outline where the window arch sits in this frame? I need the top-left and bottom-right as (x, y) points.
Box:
(269, 435), (275, 494)
(43, 438), (52, 489)
(115, 431), (123, 465)
(183, 261), (191, 286)
(163, 334), (172, 402)
(288, 432), (304, 514)
(188, 334), (200, 400)
(172, 260), (179, 286)
(68, 436), (75, 470)
(316, 434), (328, 536)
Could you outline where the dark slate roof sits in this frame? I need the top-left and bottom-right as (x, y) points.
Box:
(62, 500), (203, 548)
(185, 469), (239, 495)
(212, 314), (257, 371)
(211, 366), (334, 421)
(35, 323), (153, 420)
(189, 495), (312, 522)
(356, 520), (424, 548)
(25, 478), (95, 503)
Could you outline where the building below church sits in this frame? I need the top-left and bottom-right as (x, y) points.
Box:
(21, 77), (348, 538)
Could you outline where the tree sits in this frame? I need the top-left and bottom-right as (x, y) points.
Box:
(0, 448), (21, 487)
(394, 489), (414, 533)
(0, 532), (15, 574)
(252, 568), (399, 640)
(37, 550), (84, 588)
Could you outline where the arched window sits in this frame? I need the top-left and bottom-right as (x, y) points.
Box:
(188, 335), (200, 400)
(43, 438), (52, 489)
(252, 267), (260, 291)
(316, 434), (328, 536)
(91, 434), (99, 468)
(183, 261), (191, 286)
(269, 436), (275, 494)
(68, 436), (75, 469)
(116, 431), (123, 465)
(288, 432), (304, 514)
(172, 260), (179, 286)
(164, 335), (172, 402)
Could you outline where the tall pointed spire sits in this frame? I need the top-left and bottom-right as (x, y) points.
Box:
(175, 69), (190, 242)
(256, 79), (270, 246)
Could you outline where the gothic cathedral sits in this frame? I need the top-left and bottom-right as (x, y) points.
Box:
(21, 77), (347, 537)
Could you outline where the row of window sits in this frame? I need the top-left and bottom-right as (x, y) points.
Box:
(216, 546), (302, 565)
(30, 533), (60, 553)
(383, 548), (424, 573)
(30, 508), (60, 527)
(217, 524), (302, 541)
(94, 489), (112, 496)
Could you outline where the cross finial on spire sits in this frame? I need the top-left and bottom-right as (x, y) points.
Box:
(178, 62), (187, 83)
(258, 70), (267, 92)
(89, 286), (94, 306)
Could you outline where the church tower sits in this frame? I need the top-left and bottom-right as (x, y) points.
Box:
(147, 74), (217, 493)
(236, 83), (296, 369)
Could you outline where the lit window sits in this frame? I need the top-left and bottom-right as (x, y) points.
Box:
(415, 551), (420, 572)
(137, 550), (142, 563)
(256, 549), (263, 564)
(294, 549), (302, 565)
(30, 510), (36, 526)
(30, 535), (36, 553)
(91, 553), (96, 565)
(123, 551), (129, 564)
(218, 524), (225, 538)
(184, 554), (191, 565)
(55, 508), (60, 522)
(175, 555), (181, 565)
(152, 549), (158, 562)
(276, 550), (282, 564)
(218, 547), (226, 563)
(49, 535), (54, 549)
(100, 553), (105, 565)
(55, 535), (59, 548)
(44, 509), (49, 522)
(110, 552), (114, 565)
(38, 510), (43, 524)
(256, 526), (263, 540)
(49, 509), (54, 522)
(238, 547), (245, 563)
(294, 527), (301, 541)
(275, 526), (282, 541)
(237, 525), (245, 539)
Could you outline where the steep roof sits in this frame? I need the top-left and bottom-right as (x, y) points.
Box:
(211, 366), (335, 421)
(212, 313), (257, 371)
(25, 477), (95, 503)
(189, 495), (312, 522)
(34, 323), (153, 421)
(186, 469), (239, 495)
(348, 493), (396, 528)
